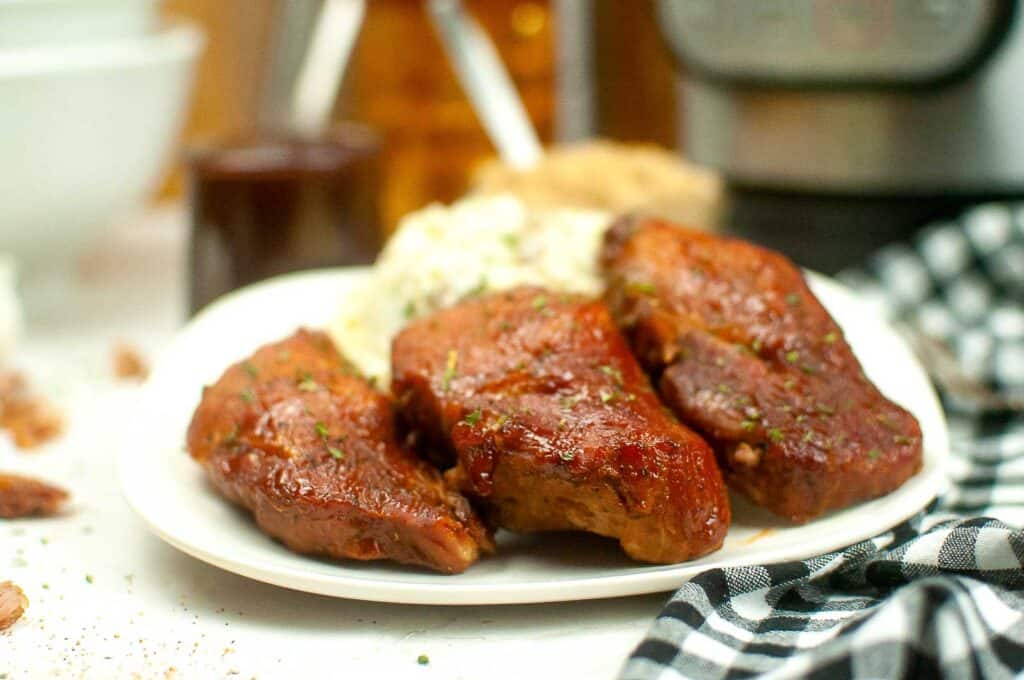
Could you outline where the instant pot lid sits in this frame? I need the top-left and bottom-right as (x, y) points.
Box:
(657, 0), (1015, 89)
(658, 0), (1024, 194)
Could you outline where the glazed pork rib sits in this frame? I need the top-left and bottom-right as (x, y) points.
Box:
(187, 329), (493, 574)
(601, 216), (923, 522)
(391, 287), (729, 564)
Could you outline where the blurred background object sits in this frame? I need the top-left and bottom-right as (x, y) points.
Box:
(658, 0), (1024, 272)
(188, 125), (380, 313)
(162, 0), (686, 232)
(0, 11), (202, 277)
(426, 0), (545, 170)
(337, 0), (556, 230)
(589, 2), (678, 147)
(474, 140), (721, 227)
(0, 0), (159, 48)
(185, 0), (379, 313)
(0, 257), (23, 360)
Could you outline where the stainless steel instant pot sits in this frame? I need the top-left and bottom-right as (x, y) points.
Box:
(658, 0), (1024, 271)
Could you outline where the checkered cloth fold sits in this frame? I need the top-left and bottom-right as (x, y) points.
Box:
(621, 204), (1024, 680)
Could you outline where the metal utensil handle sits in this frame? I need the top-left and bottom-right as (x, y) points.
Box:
(427, 0), (544, 169)
(290, 0), (366, 137)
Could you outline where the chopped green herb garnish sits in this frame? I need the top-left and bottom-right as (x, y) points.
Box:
(785, 293), (801, 306)
(243, 362), (259, 378)
(532, 295), (548, 311)
(744, 406), (762, 420)
(768, 428), (784, 443)
(823, 332), (837, 344)
(868, 448), (881, 460)
(464, 408), (482, 426)
(558, 418), (568, 429)
(502, 233), (519, 249)
(442, 349), (458, 391)
(417, 654), (430, 666)
(599, 389), (614, 404)
(315, 421), (329, 439)
(784, 378), (797, 390)
(785, 351), (799, 363)
(500, 320), (514, 331)
(403, 300), (416, 320)
(558, 450), (576, 462)
(327, 446), (345, 460)
(717, 383), (731, 394)
(893, 435), (912, 445)
(740, 419), (757, 432)
(560, 394), (582, 410)
(599, 365), (624, 385)
(751, 338), (763, 354)
(85, 574), (94, 584)
(466, 277), (488, 298)
(802, 431), (814, 443)
(816, 403), (835, 415)
(239, 388), (256, 404)
(295, 370), (319, 390)
(801, 363), (818, 375)
(627, 281), (657, 296)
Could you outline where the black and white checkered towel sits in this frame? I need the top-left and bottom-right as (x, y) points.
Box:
(621, 204), (1024, 680)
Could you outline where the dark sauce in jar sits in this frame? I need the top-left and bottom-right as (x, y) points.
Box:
(188, 124), (382, 314)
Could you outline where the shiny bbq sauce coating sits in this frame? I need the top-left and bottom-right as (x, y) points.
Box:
(601, 216), (923, 522)
(391, 287), (729, 564)
(186, 329), (493, 574)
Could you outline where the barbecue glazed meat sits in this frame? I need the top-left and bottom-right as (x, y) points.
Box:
(187, 330), (493, 574)
(391, 287), (729, 564)
(0, 473), (69, 518)
(601, 216), (923, 522)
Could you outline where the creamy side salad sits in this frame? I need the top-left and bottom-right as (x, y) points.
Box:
(329, 195), (610, 383)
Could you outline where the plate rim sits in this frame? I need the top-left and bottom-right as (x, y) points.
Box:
(120, 267), (948, 605)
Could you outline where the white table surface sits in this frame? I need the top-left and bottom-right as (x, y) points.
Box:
(1, 207), (663, 680)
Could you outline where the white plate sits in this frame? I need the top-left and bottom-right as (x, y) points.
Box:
(120, 268), (948, 605)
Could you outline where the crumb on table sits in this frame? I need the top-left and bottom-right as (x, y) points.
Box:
(0, 472), (70, 518)
(0, 371), (63, 449)
(0, 581), (28, 631)
(112, 342), (149, 381)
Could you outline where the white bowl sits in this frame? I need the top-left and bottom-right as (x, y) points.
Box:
(0, 0), (157, 48)
(0, 21), (203, 273)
